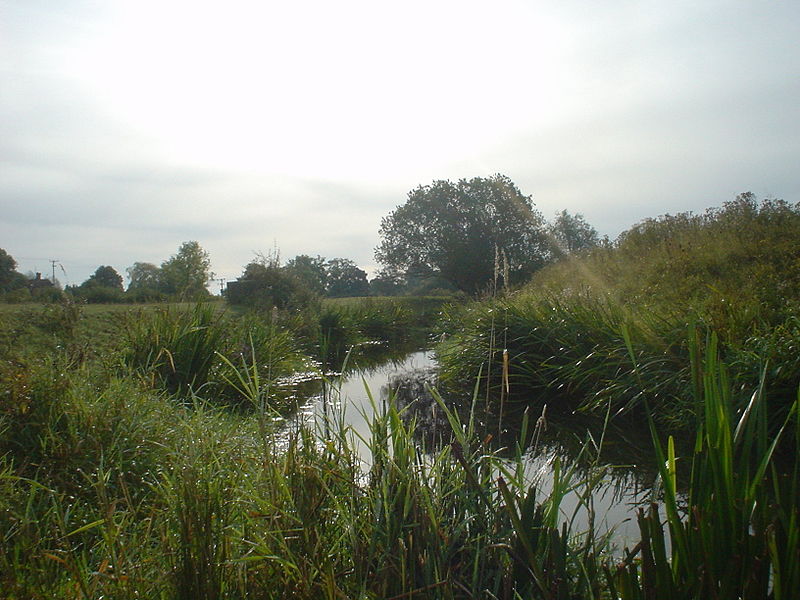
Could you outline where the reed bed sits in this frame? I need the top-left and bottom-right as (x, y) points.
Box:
(437, 293), (697, 426)
(609, 338), (800, 599)
(436, 195), (800, 430)
(1, 301), (797, 598)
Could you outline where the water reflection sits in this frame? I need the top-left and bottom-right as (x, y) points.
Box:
(383, 355), (657, 548)
(284, 349), (659, 550)
(284, 349), (437, 455)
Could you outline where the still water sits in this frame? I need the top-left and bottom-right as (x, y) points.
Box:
(283, 350), (654, 551)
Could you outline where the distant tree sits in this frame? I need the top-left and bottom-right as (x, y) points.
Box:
(71, 266), (125, 303)
(160, 241), (213, 298)
(226, 258), (314, 310)
(369, 269), (406, 296)
(548, 210), (600, 255)
(0, 249), (16, 286)
(325, 258), (370, 297)
(83, 265), (124, 290)
(376, 175), (553, 294)
(126, 262), (162, 291)
(0, 248), (27, 293)
(284, 255), (327, 296)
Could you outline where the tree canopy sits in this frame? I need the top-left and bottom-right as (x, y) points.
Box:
(375, 175), (553, 294)
(82, 265), (124, 290)
(325, 258), (370, 297)
(126, 262), (161, 291)
(159, 241), (213, 298)
(0, 249), (27, 293)
(226, 257), (315, 310)
(284, 255), (327, 296)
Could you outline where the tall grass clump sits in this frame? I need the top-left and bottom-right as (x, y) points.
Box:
(216, 310), (309, 409)
(0, 355), (183, 597)
(119, 304), (309, 408)
(314, 304), (363, 370)
(438, 292), (695, 425)
(154, 402), (260, 599)
(120, 303), (226, 396)
(607, 337), (800, 599)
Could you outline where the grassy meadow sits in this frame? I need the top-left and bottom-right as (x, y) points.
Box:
(1, 196), (799, 598)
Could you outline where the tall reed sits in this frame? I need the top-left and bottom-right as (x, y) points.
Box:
(438, 293), (695, 425)
(121, 303), (226, 396)
(608, 336), (800, 598)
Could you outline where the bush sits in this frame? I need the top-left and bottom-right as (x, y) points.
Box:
(226, 263), (317, 311)
(79, 285), (126, 304)
(1, 287), (31, 303)
(120, 303), (227, 396)
(31, 286), (65, 303)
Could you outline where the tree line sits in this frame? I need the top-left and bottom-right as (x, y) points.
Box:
(0, 242), (212, 303)
(2, 174), (602, 304)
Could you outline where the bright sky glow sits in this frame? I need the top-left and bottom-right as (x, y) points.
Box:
(2, 0), (798, 286)
(64, 0), (568, 178)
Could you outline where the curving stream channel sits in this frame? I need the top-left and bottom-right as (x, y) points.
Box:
(281, 349), (655, 552)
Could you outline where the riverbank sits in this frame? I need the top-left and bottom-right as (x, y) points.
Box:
(436, 196), (800, 433)
(1, 297), (798, 598)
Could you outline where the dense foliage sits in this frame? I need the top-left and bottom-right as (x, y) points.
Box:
(324, 257), (370, 297)
(376, 174), (554, 294)
(126, 261), (162, 291)
(234, 266), (318, 313)
(159, 240), (214, 299)
(547, 209), (601, 256)
(0, 249), (27, 293)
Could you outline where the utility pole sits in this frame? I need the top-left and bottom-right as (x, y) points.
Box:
(49, 259), (59, 283)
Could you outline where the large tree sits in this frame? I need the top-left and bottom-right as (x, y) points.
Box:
(284, 254), (327, 296)
(0, 248), (26, 293)
(325, 258), (370, 297)
(226, 259), (314, 310)
(82, 265), (124, 290)
(126, 262), (162, 291)
(375, 175), (553, 293)
(160, 241), (213, 298)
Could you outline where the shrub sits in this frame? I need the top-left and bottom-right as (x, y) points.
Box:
(226, 262), (317, 311)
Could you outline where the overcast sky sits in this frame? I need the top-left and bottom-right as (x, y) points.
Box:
(2, 0), (798, 288)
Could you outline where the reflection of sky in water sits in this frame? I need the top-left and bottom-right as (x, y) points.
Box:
(284, 350), (654, 552)
(514, 446), (652, 552)
(283, 351), (437, 460)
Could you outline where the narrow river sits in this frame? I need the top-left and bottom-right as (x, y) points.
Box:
(283, 349), (653, 552)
